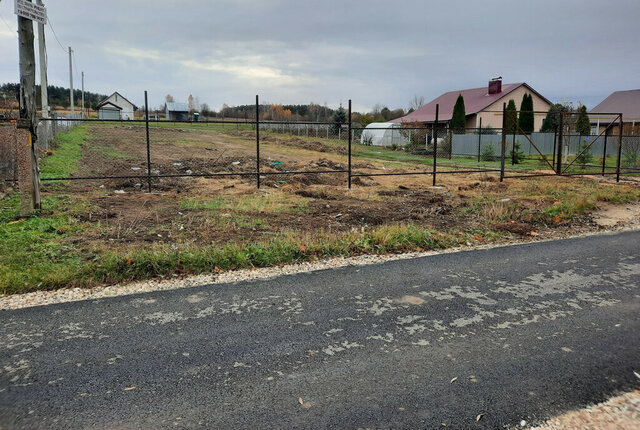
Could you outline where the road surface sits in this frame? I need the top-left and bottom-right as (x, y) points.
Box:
(1, 231), (639, 429)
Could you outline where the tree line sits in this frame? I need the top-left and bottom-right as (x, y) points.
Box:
(0, 83), (108, 110)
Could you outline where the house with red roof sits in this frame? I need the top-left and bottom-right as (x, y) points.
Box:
(391, 78), (552, 131)
(590, 89), (640, 135)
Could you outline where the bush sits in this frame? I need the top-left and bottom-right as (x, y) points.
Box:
(509, 141), (526, 164)
(390, 143), (398, 151)
(480, 145), (496, 161)
(575, 140), (594, 168)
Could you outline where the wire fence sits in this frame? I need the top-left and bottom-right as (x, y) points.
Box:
(3, 97), (640, 196)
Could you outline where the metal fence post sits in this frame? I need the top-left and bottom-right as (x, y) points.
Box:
(433, 104), (439, 186)
(556, 112), (564, 174)
(348, 99), (352, 189)
(256, 95), (260, 189)
(144, 91), (152, 193)
(616, 114), (623, 182)
(477, 117), (482, 163)
(602, 126), (608, 176)
(500, 103), (506, 182)
(551, 125), (557, 170)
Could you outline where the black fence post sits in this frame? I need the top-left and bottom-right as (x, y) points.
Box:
(347, 99), (352, 189)
(144, 91), (151, 193)
(256, 95), (260, 189)
(433, 104), (439, 186)
(551, 125), (557, 170)
(448, 128), (452, 160)
(500, 103), (506, 182)
(616, 114), (623, 182)
(511, 124), (516, 165)
(477, 117), (482, 163)
(556, 112), (564, 174)
(602, 126), (608, 176)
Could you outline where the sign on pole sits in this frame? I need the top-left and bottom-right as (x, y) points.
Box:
(14, 0), (47, 25)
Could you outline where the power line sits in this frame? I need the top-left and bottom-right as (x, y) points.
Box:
(46, 14), (66, 53)
(0, 12), (16, 34)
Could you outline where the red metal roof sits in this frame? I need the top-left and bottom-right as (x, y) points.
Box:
(391, 82), (545, 123)
(590, 89), (640, 120)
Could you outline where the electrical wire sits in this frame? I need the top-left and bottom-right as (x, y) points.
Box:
(0, 12), (16, 34)
(46, 14), (67, 52)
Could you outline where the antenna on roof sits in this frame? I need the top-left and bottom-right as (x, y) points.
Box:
(490, 76), (502, 81)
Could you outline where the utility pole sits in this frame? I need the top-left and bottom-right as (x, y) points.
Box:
(36, 0), (49, 118)
(81, 71), (85, 118)
(16, 0), (42, 214)
(68, 46), (74, 115)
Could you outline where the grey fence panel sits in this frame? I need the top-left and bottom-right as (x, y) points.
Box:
(452, 132), (628, 158)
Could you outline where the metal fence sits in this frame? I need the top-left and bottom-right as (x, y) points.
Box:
(4, 97), (640, 195)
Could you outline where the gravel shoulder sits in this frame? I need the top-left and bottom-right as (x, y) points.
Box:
(527, 389), (640, 430)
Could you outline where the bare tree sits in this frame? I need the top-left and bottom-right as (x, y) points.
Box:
(165, 94), (174, 103)
(409, 95), (425, 112)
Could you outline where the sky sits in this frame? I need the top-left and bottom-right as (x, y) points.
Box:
(1, 0), (638, 112)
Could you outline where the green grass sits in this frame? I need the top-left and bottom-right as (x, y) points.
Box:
(40, 124), (89, 178)
(180, 193), (309, 214)
(90, 145), (135, 159)
(0, 194), (91, 292)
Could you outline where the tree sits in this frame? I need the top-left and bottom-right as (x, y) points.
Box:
(451, 94), (466, 132)
(504, 99), (518, 133)
(200, 103), (211, 118)
(518, 93), (534, 134)
(165, 94), (174, 103)
(187, 94), (195, 114)
(576, 105), (590, 135)
(540, 103), (566, 132)
(409, 95), (425, 111)
(332, 106), (347, 134)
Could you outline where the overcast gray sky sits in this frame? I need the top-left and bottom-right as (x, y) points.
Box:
(1, 0), (638, 112)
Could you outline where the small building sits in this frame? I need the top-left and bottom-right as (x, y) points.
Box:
(590, 89), (640, 135)
(360, 123), (407, 147)
(96, 92), (136, 120)
(391, 78), (552, 131)
(165, 102), (189, 121)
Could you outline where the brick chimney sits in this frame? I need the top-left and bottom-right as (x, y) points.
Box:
(488, 77), (502, 95)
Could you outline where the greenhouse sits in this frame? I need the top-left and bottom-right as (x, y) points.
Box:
(360, 123), (408, 147)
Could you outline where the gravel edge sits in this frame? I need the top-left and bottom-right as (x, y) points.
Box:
(1, 226), (638, 311)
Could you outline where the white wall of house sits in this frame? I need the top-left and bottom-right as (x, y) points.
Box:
(102, 93), (135, 120)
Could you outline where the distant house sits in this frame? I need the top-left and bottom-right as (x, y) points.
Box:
(590, 89), (640, 135)
(96, 92), (136, 120)
(165, 102), (189, 121)
(392, 78), (552, 131)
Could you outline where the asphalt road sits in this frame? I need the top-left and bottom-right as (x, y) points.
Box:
(1, 231), (640, 429)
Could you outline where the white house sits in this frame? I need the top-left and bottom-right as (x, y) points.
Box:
(96, 92), (136, 120)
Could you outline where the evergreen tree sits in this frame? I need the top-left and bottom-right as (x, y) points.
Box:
(504, 99), (518, 133)
(332, 106), (347, 135)
(576, 105), (591, 135)
(450, 94), (466, 133)
(518, 93), (534, 134)
(540, 103), (566, 132)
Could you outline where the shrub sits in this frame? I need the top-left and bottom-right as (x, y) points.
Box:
(480, 145), (496, 161)
(509, 141), (526, 164)
(575, 140), (594, 168)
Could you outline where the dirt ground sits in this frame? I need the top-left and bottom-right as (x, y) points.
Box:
(37, 123), (640, 254)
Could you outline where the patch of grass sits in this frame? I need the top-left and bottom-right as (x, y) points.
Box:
(40, 124), (88, 178)
(537, 195), (598, 221)
(91, 145), (135, 159)
(0, 194), (90, 293)
(464, 197), (522, 222)
(180, 193), (308, 215)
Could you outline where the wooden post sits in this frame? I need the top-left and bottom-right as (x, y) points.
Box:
(17, 4), (41, 215)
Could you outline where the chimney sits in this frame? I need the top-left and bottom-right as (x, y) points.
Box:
(488, 77), (502, 95)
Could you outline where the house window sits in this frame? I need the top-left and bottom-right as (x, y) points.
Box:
(115, 94), (118, 102)
(590, 125), (598, 135)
